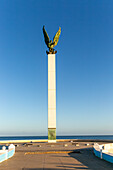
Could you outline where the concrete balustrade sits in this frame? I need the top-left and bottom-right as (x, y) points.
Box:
(93, 143), (113, 163)
(0, 144), (15, 163)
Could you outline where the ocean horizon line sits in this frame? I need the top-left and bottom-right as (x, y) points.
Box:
(0, 135), (113, 141)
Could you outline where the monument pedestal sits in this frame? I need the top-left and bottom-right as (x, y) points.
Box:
(48, 54), (56, 142)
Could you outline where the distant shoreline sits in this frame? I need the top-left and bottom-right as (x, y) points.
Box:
(0, 139), (113, 144)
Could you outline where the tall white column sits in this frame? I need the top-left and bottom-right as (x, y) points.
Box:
(48, 54), (56, 142)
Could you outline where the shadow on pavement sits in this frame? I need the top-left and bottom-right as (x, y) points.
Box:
(68, 148), (113, 170)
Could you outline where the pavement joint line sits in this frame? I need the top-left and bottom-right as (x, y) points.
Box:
(25, 151), (76, 155)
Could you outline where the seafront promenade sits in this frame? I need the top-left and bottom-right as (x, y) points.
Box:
(0, 140), (113, 170)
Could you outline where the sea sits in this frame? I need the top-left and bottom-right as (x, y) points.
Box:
(0, 135), (113, 141)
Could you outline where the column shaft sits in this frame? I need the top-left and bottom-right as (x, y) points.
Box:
(48, 54), (56, 141)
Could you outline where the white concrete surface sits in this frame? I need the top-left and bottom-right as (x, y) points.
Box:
(48, 54), (56, 129)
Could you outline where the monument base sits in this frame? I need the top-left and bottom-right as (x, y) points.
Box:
(48, 140), (56, 143)
(48, 128), (56, 141)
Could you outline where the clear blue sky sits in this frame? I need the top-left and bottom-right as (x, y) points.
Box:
(0, 0), (113, 136)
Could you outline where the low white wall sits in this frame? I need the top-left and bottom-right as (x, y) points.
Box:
(93, 143), (113, 163)
(0, 144), (15, 163)
(103, 143), (113, 152)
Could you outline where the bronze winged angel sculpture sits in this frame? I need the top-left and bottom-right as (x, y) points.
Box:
(43, 26), (61, 54)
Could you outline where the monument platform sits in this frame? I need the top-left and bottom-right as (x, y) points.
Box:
(0, 140), (113, 169)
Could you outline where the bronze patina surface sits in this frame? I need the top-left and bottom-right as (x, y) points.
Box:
(43, 26), (61, 54)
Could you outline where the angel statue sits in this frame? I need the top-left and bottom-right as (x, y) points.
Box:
(43, 26), (61, 54)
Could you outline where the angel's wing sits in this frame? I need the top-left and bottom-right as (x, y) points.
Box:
(43, 26), (50, 46)
(53, 27), (61, 47)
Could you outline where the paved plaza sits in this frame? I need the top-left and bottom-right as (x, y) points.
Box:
(0, 142), (113, 170)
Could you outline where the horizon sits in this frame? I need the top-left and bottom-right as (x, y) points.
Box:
(0, 134), (113, 137)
